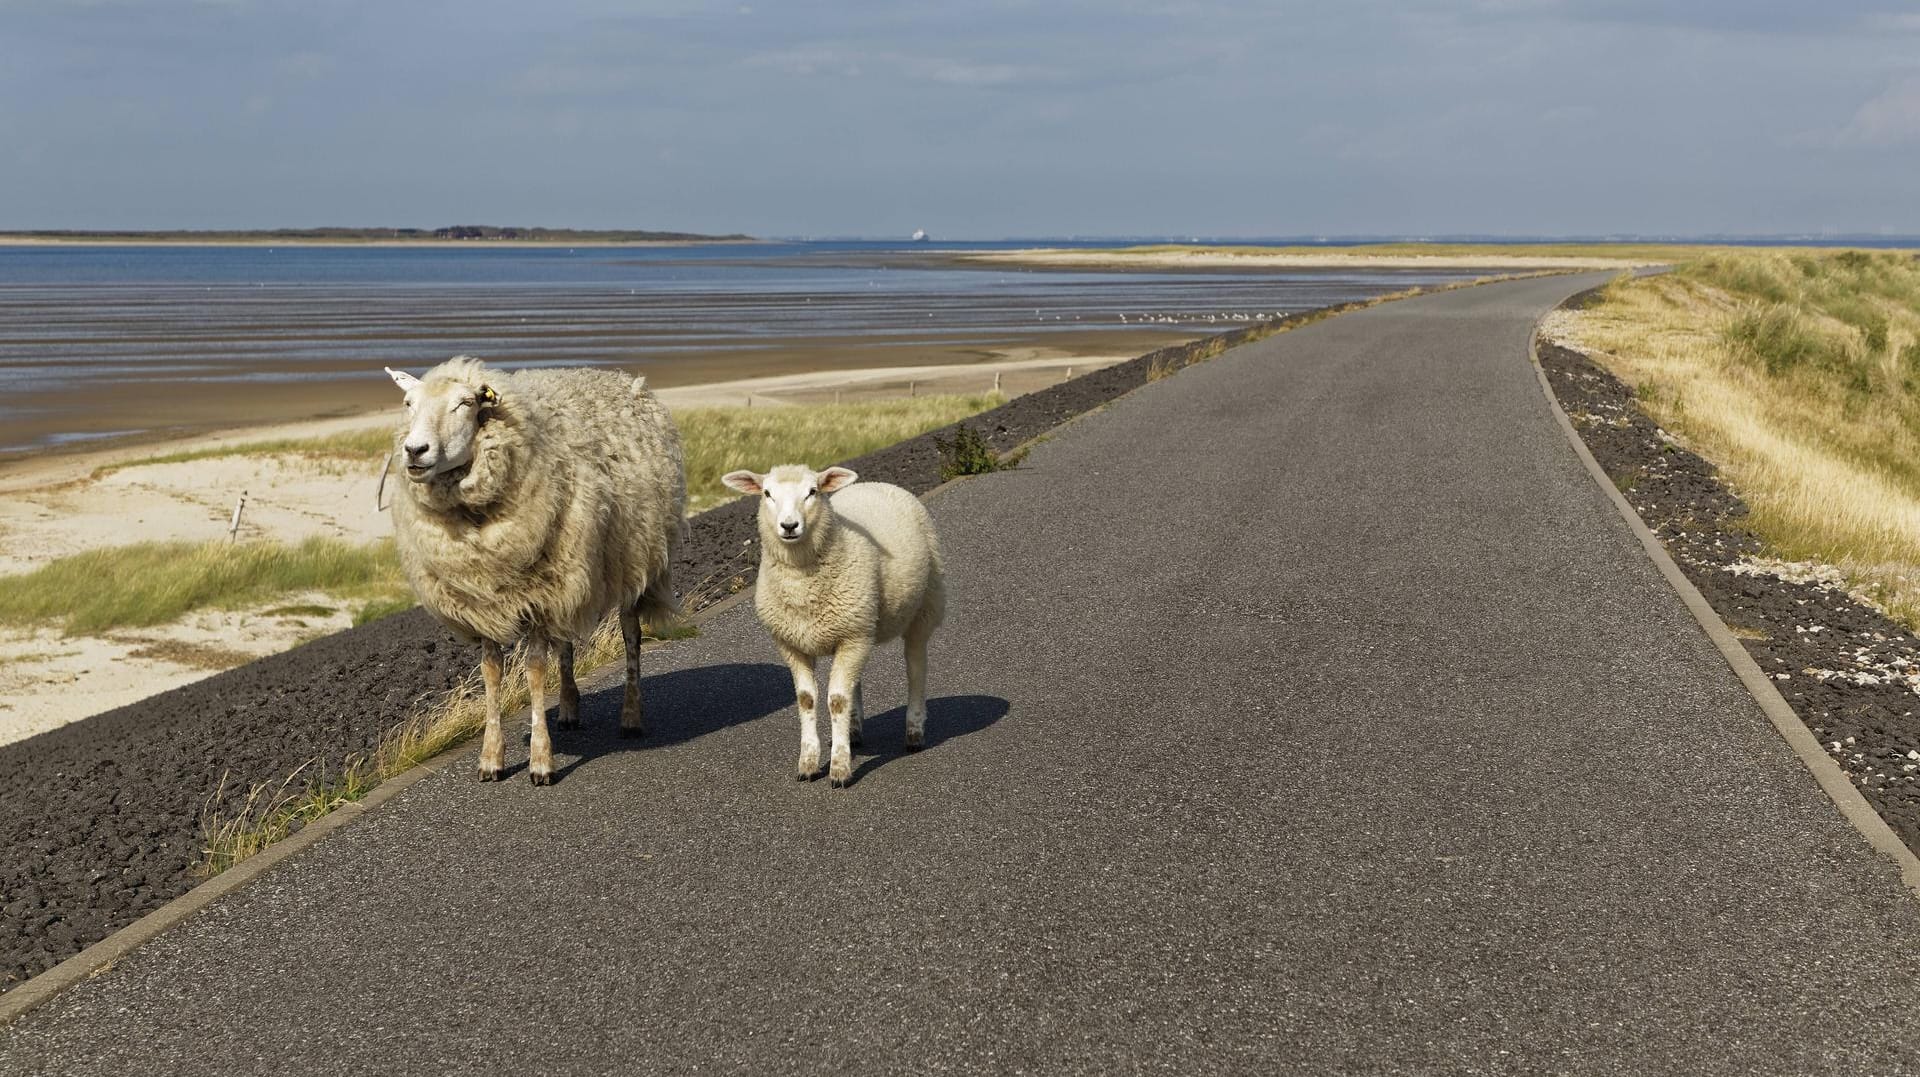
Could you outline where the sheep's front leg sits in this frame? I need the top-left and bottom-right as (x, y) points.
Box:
(618, 601), (646, 738)
(477, 639), (506, 781)
(526, 637), (555, 786)
(779, 642), (821, 780)
(554, 641), (581, 730)
(826, 639), (873, 788)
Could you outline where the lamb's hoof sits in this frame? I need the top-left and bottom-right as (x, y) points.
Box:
(553, 714), (581, 731)
(619, 724), (647, 740)
(828, 756), (852, 788)
(829, 772), (851, 789)
(528, 769), (554, 787)
(477, 764), (504, 782)
(905, 729), (925, 751)
(797, 748), (821, 780)
(850, 731), (865, 750)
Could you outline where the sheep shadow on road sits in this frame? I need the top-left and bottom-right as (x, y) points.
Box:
(543, 661), (793, 783)
(841, 694), (1011, 788)
(540, 667), (1008, 786)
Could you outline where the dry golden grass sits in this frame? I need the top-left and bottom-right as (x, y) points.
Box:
(1550, 250), (1920, 627)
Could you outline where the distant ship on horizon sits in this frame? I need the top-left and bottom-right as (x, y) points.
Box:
(911, 229), (929, 242)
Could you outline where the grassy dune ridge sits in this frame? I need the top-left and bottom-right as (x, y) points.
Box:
(1554, 249), (1920, 626)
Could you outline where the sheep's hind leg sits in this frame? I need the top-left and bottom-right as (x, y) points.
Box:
(618, 601), (646, 738)
(477, 639), (506, 781)
(554, 641), (581, 730)
(526, 637), (556, 786)
(903, 616), (934, 750)
(779, 642), (821, 780)
(827, 639), (873, 788)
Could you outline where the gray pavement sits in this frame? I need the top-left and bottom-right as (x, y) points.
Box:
(9, 273), (1920, 1074)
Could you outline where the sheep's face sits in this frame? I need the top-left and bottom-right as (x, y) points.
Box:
(386, 367), (493, 483)
(722, 464), (858, 545)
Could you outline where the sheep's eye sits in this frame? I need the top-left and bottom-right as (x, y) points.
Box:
(764, 491), (772, 499)
(806, 488), (817, 499)
(454, 398), (472, 410)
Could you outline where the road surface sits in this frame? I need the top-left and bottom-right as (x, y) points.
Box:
(8, 273), (1920, 1074)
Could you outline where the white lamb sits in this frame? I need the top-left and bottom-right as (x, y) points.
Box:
(385, 355), (685, 785)
(721, 464), (946, 787)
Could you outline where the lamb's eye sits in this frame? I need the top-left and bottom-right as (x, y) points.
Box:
(806, 488), (817, 499)
(764, 491), (772, 499)
(454, 399), (472, 410)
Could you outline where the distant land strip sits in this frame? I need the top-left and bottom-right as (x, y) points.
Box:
(0, 226), (756, 244)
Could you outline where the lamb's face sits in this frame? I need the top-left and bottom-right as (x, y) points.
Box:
(721, 464), (859, 545)
(386, 367), (492, 483)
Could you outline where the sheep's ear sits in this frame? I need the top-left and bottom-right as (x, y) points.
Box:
(816, 467), (858, 494)
(477, 384), (499, 408)
(385, 367), (420, 393)
(720, 470), (764, 495)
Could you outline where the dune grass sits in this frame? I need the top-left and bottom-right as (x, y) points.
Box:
(678, 392), (1002, 513)
(997, 242), (1793, 263)
(0, 536), (410, 635)
(1553, 249), (1920, 628)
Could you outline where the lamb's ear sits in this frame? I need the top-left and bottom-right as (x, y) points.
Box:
(816, 467), (858, 494)
(720, 470), (765, 495)
(476, 384), (499, 408)
(385, 367), (420, 393)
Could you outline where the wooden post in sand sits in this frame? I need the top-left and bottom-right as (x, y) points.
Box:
(1065, 366), (1074, 381)
(909, 380), (917, 398)
(228, 490), (248, 541)
(993, 371), (1002, 394)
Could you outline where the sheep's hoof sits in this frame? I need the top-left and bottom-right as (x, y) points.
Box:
(828, 757), (852, 788)
(796, 748), (821, 780)
(619, 723), (647, 739)
(829, 773), (851, 789)
(849, 730), (865, 749)
(528, 769), (554, 787)
(904, 736), (925, 752)
(553, 713), (581, 730)
(477, 765), (504, 782)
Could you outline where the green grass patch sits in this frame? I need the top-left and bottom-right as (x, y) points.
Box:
(351, 594), (416, 626)
(261, 603), (337, 619)
(681, 392), (1002, 513)
(0, 537), (409, 635)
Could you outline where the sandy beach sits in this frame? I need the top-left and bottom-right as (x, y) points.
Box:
(963, 249), (1657, 270)
(0, 350), (1132, 743)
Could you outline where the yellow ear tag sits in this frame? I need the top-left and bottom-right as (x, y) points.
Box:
(478, 385), (498, 407)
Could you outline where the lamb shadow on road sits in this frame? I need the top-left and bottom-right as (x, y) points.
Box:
(842, 695), (1011, 788)
(545, 661), (793, 783)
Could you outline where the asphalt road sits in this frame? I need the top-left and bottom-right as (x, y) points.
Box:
(10, 273), (1920, 1074)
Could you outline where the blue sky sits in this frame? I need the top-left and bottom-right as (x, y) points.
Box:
(4, 0), (1917, 237)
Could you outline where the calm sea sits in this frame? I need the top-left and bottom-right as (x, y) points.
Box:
(0, 240), (1489, 456)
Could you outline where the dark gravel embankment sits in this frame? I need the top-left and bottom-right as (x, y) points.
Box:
(0, 314), (1306, 993)
(1540, 338), (1920, 853)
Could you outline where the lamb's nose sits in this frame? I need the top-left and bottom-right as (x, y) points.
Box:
(780, 520), (799, 534)
(404, 442), (429, 460)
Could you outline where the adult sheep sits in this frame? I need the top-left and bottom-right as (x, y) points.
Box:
(385, 355), (685, 785)
(720, 463), (945, 787)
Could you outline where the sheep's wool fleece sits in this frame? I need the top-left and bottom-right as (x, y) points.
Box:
(391, 358), (685, 643)
(756, 478), (944, 658)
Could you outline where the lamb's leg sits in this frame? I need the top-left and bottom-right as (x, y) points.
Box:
(849, 681), (864, 750)
(554, 641), (581, 730)
(619, 600), (645, 738)
(826, 639), (873, 788)
(526, 637), (555, 786)
(779, 642), (821, 780)
(477, 639), (506, 781)
(904, 616), (933, 750)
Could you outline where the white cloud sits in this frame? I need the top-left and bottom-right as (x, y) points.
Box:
(1838, 76), (1920, 148)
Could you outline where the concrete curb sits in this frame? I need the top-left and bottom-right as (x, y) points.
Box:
(1529, 328), (1920, 899)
